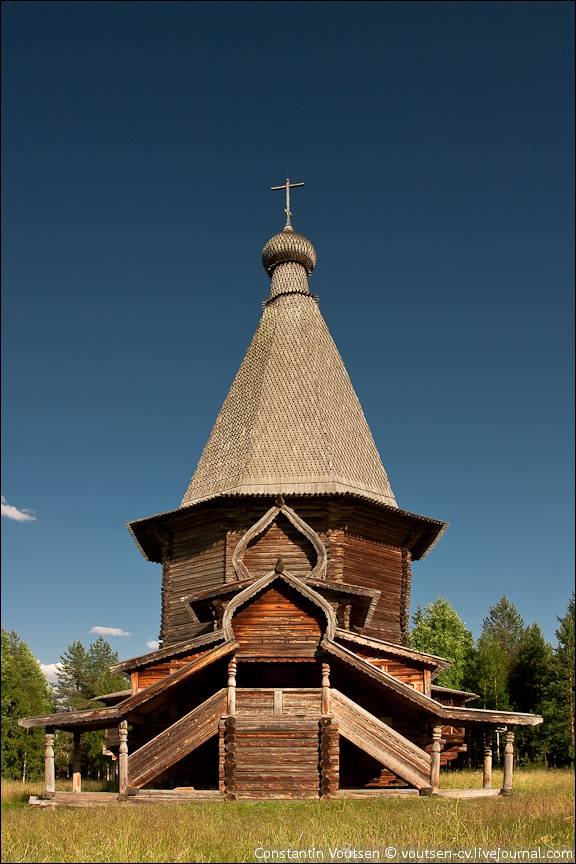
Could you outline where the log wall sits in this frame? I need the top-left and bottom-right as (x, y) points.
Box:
(341, 533), (404, 643)
(158, 498), (420, 647)
(161, 524), (226, 645)
(232, 584), (325, 659)
(225, 716), (322, 800)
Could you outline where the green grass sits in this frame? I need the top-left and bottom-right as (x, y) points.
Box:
(2, 770), (574, 863)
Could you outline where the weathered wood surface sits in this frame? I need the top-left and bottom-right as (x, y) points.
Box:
(335, 628), (449, 672)
(238, 512), (317, 581)
(119, 641), (237, 714)
(235, 688), (322, 716)
(127, 689), (226, 789)
(111, 630), (224, 675)
(137, 649), (215, 689)
(341, 534), (404, 642)
(324, 640), (543, 727)
(19, 706), (121, 730)
(129, 789), (224, 802)
(331, 689), (430, 790)
(231, 584), (325, 657)
(162, 530), (226, 645)
(228, 716), (322, 799)
(30, 792), (118, 808)
(331, 788), (419, 798)
(437, 789), (502, 798)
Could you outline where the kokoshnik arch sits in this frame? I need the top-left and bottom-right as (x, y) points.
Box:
(21, 180), (542, 805)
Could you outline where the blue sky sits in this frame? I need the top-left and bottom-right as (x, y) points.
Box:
(2, 1), (573, 677)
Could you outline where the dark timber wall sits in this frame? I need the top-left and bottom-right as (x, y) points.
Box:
(158, 497), (417, 647)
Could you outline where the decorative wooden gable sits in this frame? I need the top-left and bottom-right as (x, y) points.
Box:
(223, 572), (336, 660)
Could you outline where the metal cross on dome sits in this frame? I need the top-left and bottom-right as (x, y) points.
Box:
(271, 177), (305, 228)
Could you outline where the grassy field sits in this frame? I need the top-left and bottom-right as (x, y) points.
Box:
(2, 770), (574, 863)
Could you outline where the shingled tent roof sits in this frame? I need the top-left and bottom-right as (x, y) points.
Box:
(181, 225), (398, 509)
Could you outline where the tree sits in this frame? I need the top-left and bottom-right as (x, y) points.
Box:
(410, 596), (474, 689)
(54, 636), (128, 779)
(508, 622), (554, 763)
(545, 593), (575, 766)
(468, 631), (510, 710)
(1, 628), (53, 781)
(481, 595), (525, 677)
(55, 637), (128, 711)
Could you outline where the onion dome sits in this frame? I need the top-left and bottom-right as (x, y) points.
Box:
(262, 226), (317, 276)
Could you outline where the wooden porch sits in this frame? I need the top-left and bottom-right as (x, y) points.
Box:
(30, 681), (520, 804)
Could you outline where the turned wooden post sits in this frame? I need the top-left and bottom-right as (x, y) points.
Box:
(430, 724), (442, 794)
(227, 656), (237, 716)
(43, 728), (56, 798)
(72, 731), (82, 793)
(483, 730), (493, 789)
(502, 729), (514, 795)
(321, 661), (331, 715)
(118, 720), (128, 795)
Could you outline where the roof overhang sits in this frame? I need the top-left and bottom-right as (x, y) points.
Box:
(127, 492), (448, 563)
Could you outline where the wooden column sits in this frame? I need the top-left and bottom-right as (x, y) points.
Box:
(483, 730), (493, 789)
(227, 656), (237, 716)
(502, 730), (514, 795)
(321, 662), (331, 715)
(118, 720), (128, 796)
(72, 731), (82, 793)
(43, 728), (55, 799)
(430, 724), (442, 795)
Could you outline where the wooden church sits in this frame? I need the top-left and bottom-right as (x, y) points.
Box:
(21, 182), (542, 804)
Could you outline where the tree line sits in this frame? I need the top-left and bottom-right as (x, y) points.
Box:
(1, 591), (574, 780)
(410, 592), (575, 767)
(1, 632), (128, 781)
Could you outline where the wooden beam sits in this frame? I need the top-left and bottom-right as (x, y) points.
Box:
(127, 689), (227, 789)
(331, 689), (430, 790)
(322, 639), (543, 727)
(19, 706), (121, 730)
(110, 630), (225, 674)
(118, 640), (238, 714)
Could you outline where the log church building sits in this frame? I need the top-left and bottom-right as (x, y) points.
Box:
(21, 180), (542, 804)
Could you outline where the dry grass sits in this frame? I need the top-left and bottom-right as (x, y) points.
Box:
(2, 770), (574, 863)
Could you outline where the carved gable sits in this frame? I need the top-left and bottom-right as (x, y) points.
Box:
(243, 513), (316, 579)
(230, 581), (326, 659)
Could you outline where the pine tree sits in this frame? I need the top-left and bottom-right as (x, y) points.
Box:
(410, 596), (474, 689)
(468, 631), (510, 710)
(85, 636), (129, 700)
(1, 628), (53, 781)
(508, 622), (554, 763)
(54, 637), (128, 778)
(547, 593), (575, 765)
(54, 640), (92, 711)
(481, 595), (525, 676)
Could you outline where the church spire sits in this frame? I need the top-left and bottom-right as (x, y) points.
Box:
(180, 211), (397, 510)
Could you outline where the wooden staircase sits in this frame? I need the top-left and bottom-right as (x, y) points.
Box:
(127, 688), (226, 790)
(330, 689), (431, 791)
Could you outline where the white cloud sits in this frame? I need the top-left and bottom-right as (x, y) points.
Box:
(146, 640), (160, 650)
(1, 495), (36, 522)
(90, 626), (132, 637)
(40, 662), (62, 684)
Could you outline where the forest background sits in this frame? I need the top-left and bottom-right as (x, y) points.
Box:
(2, 591), (574, 784)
